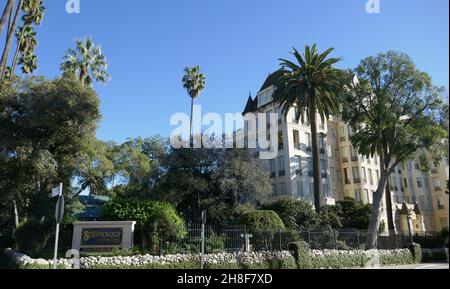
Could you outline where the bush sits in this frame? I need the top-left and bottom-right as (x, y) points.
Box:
(206, 233), (225, 254)
(101, 199), (186, 253)
(261, 198), (318, 230)
(288, 241), (312, 269)
(239, 210), (285, 233)
(14, 219), (53, 256)
(380, 250), (415, 266)
(422, 249), (449, 263)
(409, 243), (422, 264)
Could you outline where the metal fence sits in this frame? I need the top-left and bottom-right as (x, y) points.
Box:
(158, 224), (446, 255)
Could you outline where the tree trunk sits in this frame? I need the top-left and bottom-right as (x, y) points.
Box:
(79, 69), (87, 85)
(10, 24), (25, 75)
(365, 172), (389, 249)
(0, 0), (23, 78)
(309, 108), (322, 213)
(12, 199), (19, 238)
(0, 0), (15, 39)
(189, 97), (194, 147)
(385, 180), (396, 233)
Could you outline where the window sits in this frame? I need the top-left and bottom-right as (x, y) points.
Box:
(307, 157), (313, 177)
(362, 167), (367, 184)
(294, 156), (302, 175)
(320, 159), (328, 178)
(293, 130), (300, 149)
(368, 169), (374, 185)
(404, 178), (408, 188)
(319, 136), (326, 154)
(417, 177), (423, 188)
(323, 183), (331, 198)
(297, 181), (304, 198)
(344, 168), (350, 184)
(305, 133), (311, 150)
(438, 199), (445, 209)
(355, 189), (361, 203)
(375, 170), (380, 183)
(348, 126), (354, 138)
(364, 189), (370, 204)
(374, 155), (378, 165)
(350, 146), (358, 161)
(270, 159), (276, 177)
(278, 156), (285, 176)
(342, 147), (349, 162)
(279, 183), (287, 195)
(339, 126), (346, 141)
(352, 167), (361, 183)
(319, 117), (325, 130)
(278, 131), (284, 150)
(433, 178), (441, 191)
(272, 184), (277, 195)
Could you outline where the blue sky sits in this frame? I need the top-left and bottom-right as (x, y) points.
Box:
(4, 0), (449, 142)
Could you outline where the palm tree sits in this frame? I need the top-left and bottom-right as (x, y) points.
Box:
(0, 0), (16, 39)
(10, 0), (44, 75)
(11, 24), (37, 74)
(0, 0), (24, 79)
(182, 66), (206, 144)
(273, 44), (344, 212)
(61, 37), (110, 86)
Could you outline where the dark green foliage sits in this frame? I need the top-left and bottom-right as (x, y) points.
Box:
(380, 251), (415, 266)
(409, 243), (422, 264)
(422, 249), (449, 263)
(101, 199), (186, 253)
(239, 210), (285, 233)
(261, 198), (318, 230)
(288, 241), (313, 269)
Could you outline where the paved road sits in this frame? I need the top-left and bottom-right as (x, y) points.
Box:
(382, 263), (449, 270)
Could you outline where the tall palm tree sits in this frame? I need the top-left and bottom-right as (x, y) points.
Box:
(61, 37), (110, 86)
(182, 66), (206, 144)
(0, 0), (24, 79)
(273, 44), (344, 212)
(0, 0), (16, 39)
(11, 24), (37, 74)
(10, 0), (44, 75)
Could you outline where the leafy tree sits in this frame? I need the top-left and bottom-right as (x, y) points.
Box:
(261, 198), (319, 230)
(273, 44), (345, 212)
(341, 51), (447, 249)
(336, 198), (372, 230)
(61, 37), (110, 86)
(101, 198), (186, 253)
(182, 66), (205, 142)
(0, 76), (101, 251)
(239, 210), (285, 233)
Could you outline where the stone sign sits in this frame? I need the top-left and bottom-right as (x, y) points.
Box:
(72, 221), (136, 254)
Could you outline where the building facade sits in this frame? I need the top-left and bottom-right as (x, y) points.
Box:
(242, 71), (449, 234)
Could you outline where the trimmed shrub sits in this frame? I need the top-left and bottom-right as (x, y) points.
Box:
(422, 248), (449, 263)
(379, 249), (415, 266)
(288, 241), (312, 269)
(239, 210), (285, 233)
(409, 243), (422, 264)
(101, 199), (186, 253)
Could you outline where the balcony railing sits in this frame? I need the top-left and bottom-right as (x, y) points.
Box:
(340, 136), (347, 142)
(351, 156), (358, 162)
(431, 168), (439, 174)
(353, 178), (361, 184)
(279, 170), (286, 177)
(342, 157), (349, 163)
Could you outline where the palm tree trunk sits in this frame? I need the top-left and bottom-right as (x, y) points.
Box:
(10, 25), (25, 76)
(0, 0), (15, 39)
(189, 97), (194, 147)
(309, 108), (322, 213)
(0, 0), (23, 79)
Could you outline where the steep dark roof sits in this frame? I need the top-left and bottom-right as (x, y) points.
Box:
(259, 70), (285, 92)
(242, 95), (257, 115)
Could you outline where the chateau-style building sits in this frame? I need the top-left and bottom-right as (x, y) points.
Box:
(241, 71), (449, 234)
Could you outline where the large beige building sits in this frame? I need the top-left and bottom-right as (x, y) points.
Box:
(242, 71), (449, 234)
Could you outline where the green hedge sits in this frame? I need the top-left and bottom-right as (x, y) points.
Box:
(409, 243), (422, 264)
(239, 210), (285, 233)
(422, 249), (449, 263)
